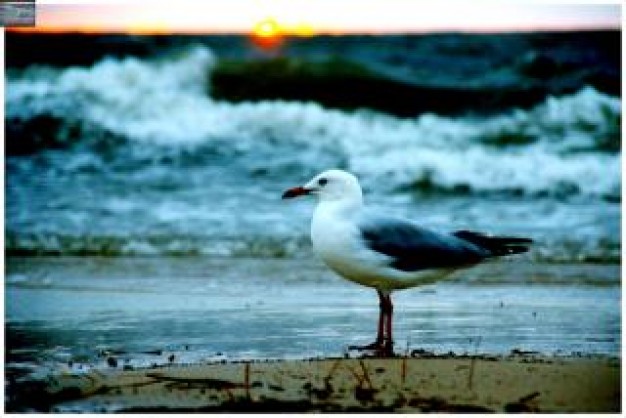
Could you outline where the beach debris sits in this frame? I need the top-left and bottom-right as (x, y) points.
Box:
(303, 380), (333, 401)
(409, 396), (494, 413)
(510, 348), (540, 357)
(244, 362), (251, 399)
(357, 360), (374, 389)
(400, 339), (410, 385)
(349, 360), (378, 404)
(5, 356), (619, 413)
(504, 391), (541, 412)
(305, 360), (337, 401)
(354, 385), (377, 403)
(401, 356), (408, 385)
(145, 373), (244, 390)
(410, 348), (437, 358)
(467, 336), (482, 390)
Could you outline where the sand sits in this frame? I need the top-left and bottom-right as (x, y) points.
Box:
(8, 353), (620, 413)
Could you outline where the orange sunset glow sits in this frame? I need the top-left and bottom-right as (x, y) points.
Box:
(254, 18), (282, 38)
(7, 1), (621, 35)
(251, 17), (283, 48)
(250, 17), (315, 48)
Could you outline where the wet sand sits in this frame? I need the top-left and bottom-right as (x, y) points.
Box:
(7, 354), (620, 413)
(6, 257), (620, 361)
(6, 256), (621, 412)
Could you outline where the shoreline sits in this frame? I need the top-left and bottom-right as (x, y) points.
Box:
(6, 256), (621, 412)
(7, 353), (620, 413)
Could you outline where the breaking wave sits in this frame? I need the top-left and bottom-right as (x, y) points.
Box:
(5, 45), (621, 263)
(6, 45), (620, 199)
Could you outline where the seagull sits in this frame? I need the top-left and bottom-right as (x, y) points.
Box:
(282, 169), (532, 357)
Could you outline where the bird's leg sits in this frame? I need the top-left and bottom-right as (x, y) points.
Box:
(381, 292), (394, 356)
(375, 289), (386, 346)
(348, 289), (387, 352)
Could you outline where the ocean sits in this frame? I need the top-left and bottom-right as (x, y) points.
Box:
(4, 32), (621, 378)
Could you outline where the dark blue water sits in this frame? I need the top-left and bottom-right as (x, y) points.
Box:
(4, 40), (621, 262)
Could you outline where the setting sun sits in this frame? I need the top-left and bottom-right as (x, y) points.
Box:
(254, 18), (281, 38)
(251, 17), (284, 49)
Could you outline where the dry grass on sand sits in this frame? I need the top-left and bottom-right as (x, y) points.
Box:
(11, 353), (620, 413)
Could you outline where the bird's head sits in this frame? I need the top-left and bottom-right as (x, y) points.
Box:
(282, 169), (363, 203)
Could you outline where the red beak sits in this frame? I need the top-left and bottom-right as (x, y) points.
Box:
(282, 186), (310, 199)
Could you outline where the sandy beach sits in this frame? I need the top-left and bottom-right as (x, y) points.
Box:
(6, 256), (621, 413)
(7, 353), (620, 413)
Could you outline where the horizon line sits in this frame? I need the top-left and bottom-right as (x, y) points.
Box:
(7, 24), (621, 36)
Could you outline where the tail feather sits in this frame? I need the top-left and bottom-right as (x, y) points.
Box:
(453, 230), (532, 257)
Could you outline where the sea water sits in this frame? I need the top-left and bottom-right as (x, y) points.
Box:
(4, 35), (621, 375)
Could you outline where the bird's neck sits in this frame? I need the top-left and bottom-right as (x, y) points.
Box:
(314, 196), (363, 221)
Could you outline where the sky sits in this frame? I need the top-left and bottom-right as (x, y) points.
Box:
(8, 0), (622, 35)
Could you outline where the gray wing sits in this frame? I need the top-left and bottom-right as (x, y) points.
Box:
(359, 217), (490, 272)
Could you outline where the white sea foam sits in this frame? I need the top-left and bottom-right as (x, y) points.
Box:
(6, 45), (621, 200)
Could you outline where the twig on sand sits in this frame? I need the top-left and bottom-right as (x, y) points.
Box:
(244, 362), (251, 400)
(352, 360), (377, 404)
(345, 365), (365, 386)
(401, 338), (410, 386)
(401, 357), (407, 386)
(145, 373), (243, 389)
(358, 359), (374, 389)
(224, 387), (236, 402)
(325, 358), (343, 382)
(505, 391), (541, 412)
(468, 336), (482, 390)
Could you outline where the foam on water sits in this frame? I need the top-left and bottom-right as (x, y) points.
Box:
(6, 45), (620, 198)
(5, 46), (621, 260)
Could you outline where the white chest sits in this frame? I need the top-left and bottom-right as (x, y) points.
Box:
(310, 210), (357, 263)
(309, 205), (390, 286)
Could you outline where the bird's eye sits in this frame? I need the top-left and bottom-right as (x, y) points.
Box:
(318, 178), (328, 186)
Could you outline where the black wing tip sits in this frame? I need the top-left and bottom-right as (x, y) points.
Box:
(453, 230), (533, 257)
(454, 230), (533, 243)
(499, 236), (533, 244)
